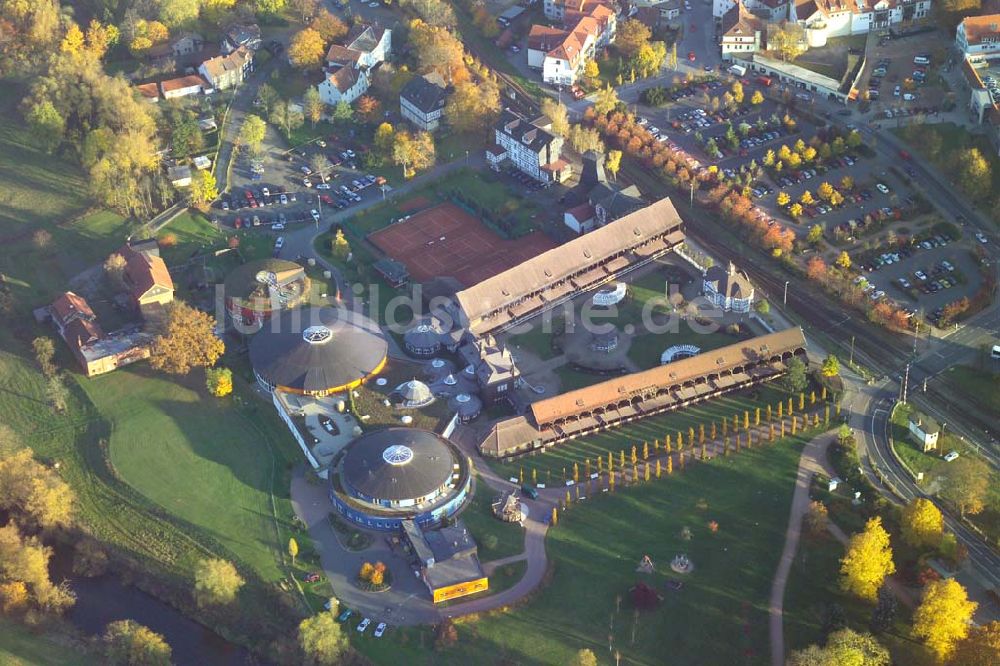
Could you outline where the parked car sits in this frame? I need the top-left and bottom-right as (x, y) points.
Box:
(374, 622), (387, 638)
(337, 609), (354, 623)
(876, 183), (890, 194)
(310, 209), (321, 222)
(943, 451), (959, 462)
(357, 618), (371, 633)
(976, 231), (988, 243)
(274, 236), (285, 250)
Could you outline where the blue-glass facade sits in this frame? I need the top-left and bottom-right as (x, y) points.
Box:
(329, 474), (472, 531)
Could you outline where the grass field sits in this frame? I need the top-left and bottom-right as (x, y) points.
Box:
(944, 364), (1000, 413)
(0, 619), (96, 666)
(493, 383), (794, 482)
(76, 366), (299, 581)
(627, 328), (744, 370)
(459, 477), (526, 562)
(359, 434), (811, 665)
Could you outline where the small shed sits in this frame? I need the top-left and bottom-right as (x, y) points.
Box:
(908, 413), (940, 453)
(491, 490), (524, 523)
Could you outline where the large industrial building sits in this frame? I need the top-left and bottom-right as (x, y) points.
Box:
(249, 306), (387, 396)
(329, 427), (472, 531)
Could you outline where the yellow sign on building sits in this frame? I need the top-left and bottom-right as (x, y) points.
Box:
(432, 577), (488, 603)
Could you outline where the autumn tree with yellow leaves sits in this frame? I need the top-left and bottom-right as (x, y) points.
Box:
(912, 579), (977, 662)
(839, 517), (895, 602)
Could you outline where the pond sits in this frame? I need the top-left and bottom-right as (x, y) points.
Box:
(49, 546), (256, 665)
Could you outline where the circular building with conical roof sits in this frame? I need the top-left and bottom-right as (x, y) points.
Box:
(330, 427), (471, 530)
(393, 379), (435, 409)
(224, 258), (310, 325)
(403, 317), (446, 357)
(249, 307), (387, 396)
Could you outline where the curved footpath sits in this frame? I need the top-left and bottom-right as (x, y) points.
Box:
(769, 429), (917, 666)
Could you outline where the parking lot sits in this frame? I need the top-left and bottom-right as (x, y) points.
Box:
(857, 29), (955, 119)
(854, 234), (986, 319)
(216, 125), (390, 252)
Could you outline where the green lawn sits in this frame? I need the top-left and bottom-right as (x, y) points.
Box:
(0, 619), (96, 666)
(782, 530), (932, 665)
(157, 211), (228, 265)
(627, 329), (745, 370)
(76, 365), (300, 581)
(359, 434), (812, 665)
(459, 477), (526, 562)
(494, 383), (794, 482)
(943, 364), (1000, 413)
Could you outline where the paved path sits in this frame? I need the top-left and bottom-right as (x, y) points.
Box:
(768, 428), (920, 666)
(768, 430), (837, 666)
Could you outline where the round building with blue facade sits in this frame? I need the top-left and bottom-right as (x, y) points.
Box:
(329, 427), (472, 531)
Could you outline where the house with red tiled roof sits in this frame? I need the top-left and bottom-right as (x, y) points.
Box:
(527, 2), (615, 86)
(121, 244), (174, 311)
(159, 74), (206, 99)
(488, 109), (571, 184)
(789, 0), (932, 39)
(48, 291), (153, 376)
(956, 14), (1000, 62)
(721, 1), (765, 60)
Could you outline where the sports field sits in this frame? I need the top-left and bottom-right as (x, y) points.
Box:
(368, 202), (555, 286)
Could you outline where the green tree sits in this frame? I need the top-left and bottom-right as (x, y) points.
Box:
(572, 648), (598, 666)
(298, 613), (349, 664)
(593, 85), (620, 117)
(189, 169), (218, 208)
(821, 355), (840, 378)
(957, 147), (992, 200)
(304, 87), (324, 128)
(288, 537), (299, 565)
(194, 558), (244, 606)
(807, 224), (823, 244)
(785, 357), (808, 393)
(839, 517), (895, 602)
(102, 620), (172, 665)
(751, 89), (764, 105)
(238, 114), (267, 154)
(940, 456), (990, 517)
(25, 99), (65, 154)
(541, 98), (569, 137)
(332, 99), (353, 124)
(32, 337), (56, 377)
(205, 367), (232, 397)
(788, 628), (889, 666)
(913, 579), (977, 662)
(158, 0), (199, 27)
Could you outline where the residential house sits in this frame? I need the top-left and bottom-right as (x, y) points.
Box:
(159, 74), (206, 99)
(703, 262), (755, 312)
(530, 0), (616, 86)
(318, 24), (391, 106)
(487, 109), (570, 183)
(400, 73), (448, 131)
(199, 46), (254, 91)
(166, 32), (205, 57)
(956, 14), (1000, 62)
(48, 292), (150, 377)
(121, 243), (175, 312)
(789, 0), (932, 41)
(720, 1), (764, 60)
(563, 151), (644, 233)
(222, 23), (262, 54)
(714, 0), (791, 20)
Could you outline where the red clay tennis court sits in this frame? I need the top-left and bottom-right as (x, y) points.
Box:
(369, 202), (556, 286)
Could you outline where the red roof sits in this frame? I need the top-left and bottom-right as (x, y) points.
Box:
(51, 291), (95, 325)
(160, 74), (206, 93)
(565, 203), (594, 221)
(62, 318), (104, 352)
(122, 246), (174, 301)
(960, 13), (1000, 47)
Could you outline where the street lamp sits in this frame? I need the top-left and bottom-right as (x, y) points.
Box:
(783, 280), (790, 305)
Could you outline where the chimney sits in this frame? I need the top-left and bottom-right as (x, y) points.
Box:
(579, 150), (607, 190)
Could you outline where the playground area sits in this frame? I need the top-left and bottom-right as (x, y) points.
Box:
(368, 202), (556, 286)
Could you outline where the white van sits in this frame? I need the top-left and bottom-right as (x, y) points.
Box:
(992, 344), (1000, 360)
(913, 55), (930, 65)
